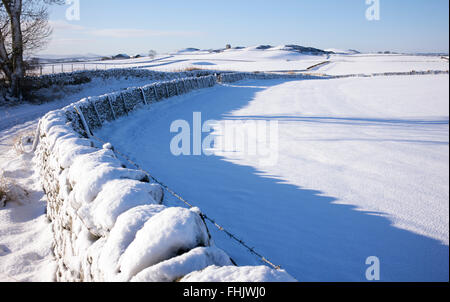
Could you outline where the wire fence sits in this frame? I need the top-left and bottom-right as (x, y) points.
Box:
(25, 63), (129, 77)
(89, 133), (283, 271)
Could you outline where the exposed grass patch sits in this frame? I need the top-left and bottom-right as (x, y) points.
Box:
(181, 67), (204, 72)
(23, 84), (84, 105)
(0, 171), (29, 207)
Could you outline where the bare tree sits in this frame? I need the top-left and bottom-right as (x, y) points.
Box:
(148, 49), (157, 59)
(1, 0), (22, 99)
(1, 0), (63, 101)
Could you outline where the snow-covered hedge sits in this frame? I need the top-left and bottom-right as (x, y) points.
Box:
(35, 74), (296, 282)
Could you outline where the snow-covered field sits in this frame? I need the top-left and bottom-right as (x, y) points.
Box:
(36, 46), (327, 74)
(0, 46), (448, 282)
(316, 54), (448, 75)
(37, 46), (449, 75)
(96, 74), (449, 282)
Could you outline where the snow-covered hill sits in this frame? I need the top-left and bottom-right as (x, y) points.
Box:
(34, 45), (449, 76)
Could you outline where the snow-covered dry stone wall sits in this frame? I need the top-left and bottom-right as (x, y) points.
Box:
(34, 68), (447, 282)
(25, 68), (219, 89)
(328, 69), (449, 79)
(35, 74), (297, 282)
(217, 71), (323, 83)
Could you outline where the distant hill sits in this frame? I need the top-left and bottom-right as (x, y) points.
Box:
(250, 44), (334, 55)
(255, 45), (273, 50)
(112, 54), (131, 60)
(35, 53), (103, 63)
(283, 45), (333, 55)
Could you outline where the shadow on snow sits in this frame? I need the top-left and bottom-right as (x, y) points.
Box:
(97, 79), (449, 282)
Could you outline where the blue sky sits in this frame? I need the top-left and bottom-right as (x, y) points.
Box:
(43, 0), (449, 55)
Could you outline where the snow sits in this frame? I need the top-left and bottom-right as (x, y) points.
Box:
(0, 202), (56, 281)
(117, 207), (210, 281)
(55, 46), (328, 74)
(131, 246), (233, 282)
(96, 74), (449, 281)
(180, 265), (297, 282)
(0, 148), (56, 281)
(67, 149), (147, 206)
(316, 54), (448, 75)
(55, 137), (95, 169)
(96, 204), (167, 281)
(216, 75), (449, 245)
(78, 180), (163, 237)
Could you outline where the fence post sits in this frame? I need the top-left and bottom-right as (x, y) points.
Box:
(61, 64), (64, 73)
(40, 66), (43, 76)
(52, 65), (55, 74)
(72, 64), (74, 72)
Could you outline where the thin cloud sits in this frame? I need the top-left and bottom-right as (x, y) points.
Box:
(89, 28), (203, 38)
(49, 20), (203, 38)
(50, 38), (97, 45)
(49, 20), (86, 31)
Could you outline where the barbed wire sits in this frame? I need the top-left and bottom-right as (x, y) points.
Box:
(90, 134), (282, 271)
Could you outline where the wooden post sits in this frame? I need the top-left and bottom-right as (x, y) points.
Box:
(140, 88), (148, 105)
(74, 105), (92, 138)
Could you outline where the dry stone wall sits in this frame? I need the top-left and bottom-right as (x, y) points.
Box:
(24, 68), (218, 89)
(35, 72), (298, 282)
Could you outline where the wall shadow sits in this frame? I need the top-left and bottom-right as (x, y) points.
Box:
(97, 79), (449, 282)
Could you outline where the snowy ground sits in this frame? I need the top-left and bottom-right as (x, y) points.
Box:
(0, 46), (448, 282)
(96, 75), (449, 282)
(316, 54), (448, 75)
(0, 144), (56, 281)
(36, 46), (327, 74)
